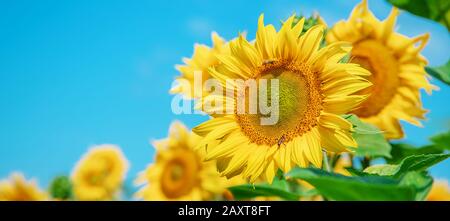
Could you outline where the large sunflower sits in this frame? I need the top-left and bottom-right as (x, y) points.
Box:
(192, 15), (371, 183)
(170, 32), (229, 99)
(326, 0), (436, 139)
(71, 145), (129, 200)
(135, 121), (240, 201)
(0, 172), (47, 201)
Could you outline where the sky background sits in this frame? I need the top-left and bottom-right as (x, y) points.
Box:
(0, 0), (449, 189)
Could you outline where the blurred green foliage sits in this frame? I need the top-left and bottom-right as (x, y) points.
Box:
(49, 176), (73, 200)
(387, 0), (450, 30)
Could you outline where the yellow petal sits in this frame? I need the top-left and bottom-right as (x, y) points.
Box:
(297, 25), (324, 62)
(193, 116), (235, 137)
(302, 128), (323, 168)
(265, 160), (277, 184)
(205, 133), (249, 160)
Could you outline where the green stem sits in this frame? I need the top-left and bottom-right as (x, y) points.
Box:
(317, 151), (331, 201)
(361, 156), (371, 170)
(323, 151), (331, 172)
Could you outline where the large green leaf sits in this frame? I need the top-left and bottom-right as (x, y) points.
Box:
(352, 133), (392, 158)
(364, 153), (450, 177)
(388, 130), (449, 163)
(425, 60), (450, 86)
(228, 179), (301, 201)
(344, 114), (392, 158)
(430, 130), (450, 150)
(389, 143), (443, 163)
(387, 0), (450, 30)
(344, 114), (382, 135)
(287, 167), (431, 200)
(345, 167), (377, 177)
(399, 171), (434, 200)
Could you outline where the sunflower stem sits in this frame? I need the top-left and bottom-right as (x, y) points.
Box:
(361, 156), (371, 170)
(323, 151), (331, 173)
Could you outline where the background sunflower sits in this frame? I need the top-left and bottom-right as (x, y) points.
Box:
(72, 145), (129, 200)
(135, 121), (241, 200)
(327, 0), (437, 139)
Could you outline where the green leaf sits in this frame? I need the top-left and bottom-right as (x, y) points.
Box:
(430, 130), (450, 150)
(387, 0), (450, 30)
(228, 179), (300, 201)
(287, 167), (431, 201)
(345, 167), (371, 177)
(399, 171), (433, 200)
(363, 164), (400, 176)
(425, 60), (450, 85)
(353, 129), (392, 158)
(344, 114), (382, 134)
(344, 114), (392, 158)
(387, 130), (450, 163)
(389, 143), (443, 164)
(364, 153), (450, 177)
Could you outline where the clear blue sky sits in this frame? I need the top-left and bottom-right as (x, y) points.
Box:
(0, 0), (449, 188)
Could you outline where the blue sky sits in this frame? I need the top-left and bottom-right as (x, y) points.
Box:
(0, 0), (449, 188)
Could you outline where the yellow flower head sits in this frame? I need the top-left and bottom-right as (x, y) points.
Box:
(192, 14), (371, 183)
(427, 179), (450, 201)
(326, 0), (437, 139)
(72, 145), (129, 200)
(333, 153), (352, 176)
(135, 121), (239, 200)
(0, 172), (47, 201)
(171, 32), (229, 99)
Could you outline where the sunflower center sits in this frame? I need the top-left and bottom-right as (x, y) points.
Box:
(351, 40), (400, 117)
(235, 61), (323, 146)
(160, 149), (200, 199)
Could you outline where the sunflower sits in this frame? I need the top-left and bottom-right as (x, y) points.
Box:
(71, 145), (129, 200)
(333, 153), (352, 176)
(0, 172), (47, 201)
(326, 0), (436, 139)
(427, 179), (450, 201)
(135, 121), (240, 200)
(170, 32), (229, 99)
(192, 14), (371, 183)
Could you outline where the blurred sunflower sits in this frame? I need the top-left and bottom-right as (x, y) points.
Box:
(0, 172), (47, 201)
(427, 179), (450, 201)
(333, 154), (352, 176)
(135, 121), (241, 201)
(170, 32), (229, 99)
(326, 0), (436, 139)
(193, 15), (371, 183)
(71, 145), (128, 201)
